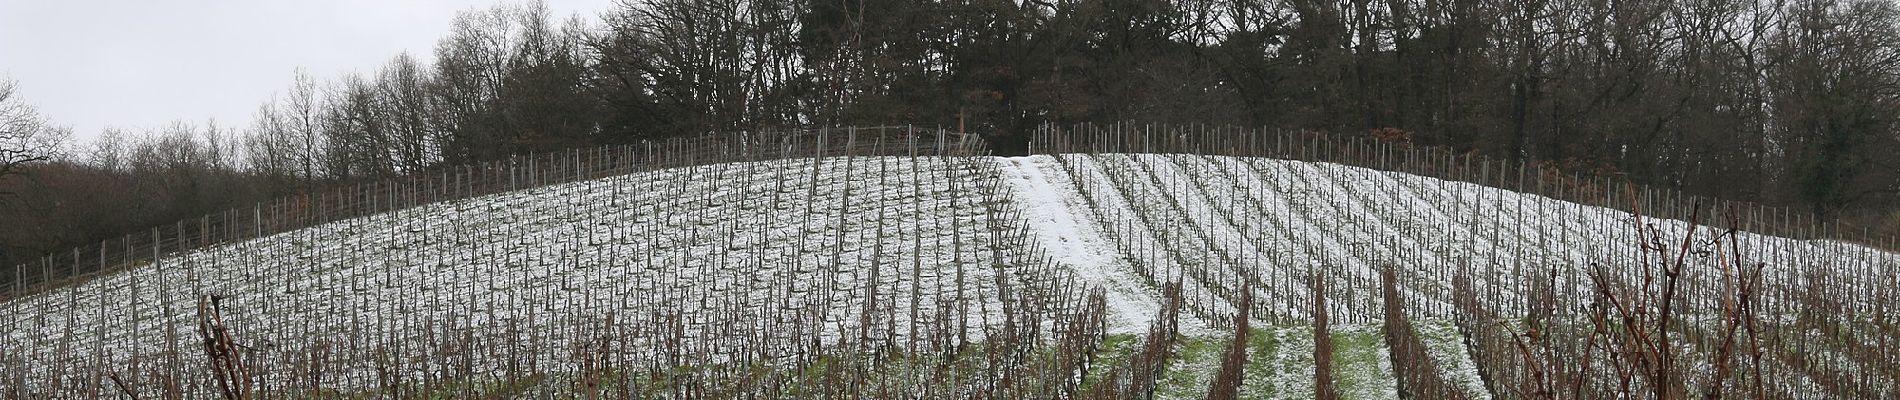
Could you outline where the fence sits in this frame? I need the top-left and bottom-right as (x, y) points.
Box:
(4, 122), (1895, 397)
(2, 126), (983, 300)
(1029, 122), (1896, 249)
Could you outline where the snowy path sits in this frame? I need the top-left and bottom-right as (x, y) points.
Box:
(996, 156), (1173, 334)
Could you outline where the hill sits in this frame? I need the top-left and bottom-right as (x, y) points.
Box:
(3, 127), (1896, 398)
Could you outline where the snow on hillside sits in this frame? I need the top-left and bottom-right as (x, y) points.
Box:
(1012, 153), (1897, 327)
(2, 155), (1078, 388)
(3, 152), (1896, 396)
(1000, 156), (1174, 335)
(1003, 153), (1898, 398)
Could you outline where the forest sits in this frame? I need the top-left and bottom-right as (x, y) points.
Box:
(2, 0), (1899, 267)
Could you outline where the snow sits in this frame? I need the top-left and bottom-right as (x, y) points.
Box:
(3, 155), (1081, 389)
(4, 152), (1897, 397)
(996, 156), (1165, 334)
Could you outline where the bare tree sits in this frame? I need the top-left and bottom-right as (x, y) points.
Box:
(0, 78), (69, 196)
(322, 73), (394, 180)
(285, 70), (326, 184)
(376, 53), (439, 172)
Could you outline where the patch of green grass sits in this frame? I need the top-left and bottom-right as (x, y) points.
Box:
(1154, 336), (1223, 399)
(1241, 327), (1281, 399)
(1331, 326), (1397, 399)
(1258, 326), (1320, 399)
(1080, 334), (1141, 392)
(309, 372), (551, 399)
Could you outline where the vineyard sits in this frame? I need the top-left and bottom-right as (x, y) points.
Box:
(2, 125), (1897, 399)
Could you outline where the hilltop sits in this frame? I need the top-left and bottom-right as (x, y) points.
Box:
(3, 129), (1895, 398)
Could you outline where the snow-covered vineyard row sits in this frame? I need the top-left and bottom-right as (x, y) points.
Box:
(1027, 124), (1900, 399)
(1, 125), (1896, 398)
(1017, 151), (1900, 399)
(2, 130), (1104, 398)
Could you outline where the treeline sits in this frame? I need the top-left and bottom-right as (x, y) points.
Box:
(5, 0), (1900, 265)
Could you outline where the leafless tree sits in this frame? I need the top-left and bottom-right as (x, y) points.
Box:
(376, 53), (439, 172)
(285, 70), (325, 184)
(0, 78), (69, 196)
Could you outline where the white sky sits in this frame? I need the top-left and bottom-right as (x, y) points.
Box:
(0, 0), (617, 141)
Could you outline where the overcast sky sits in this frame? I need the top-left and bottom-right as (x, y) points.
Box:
(0, 0), (615, 141)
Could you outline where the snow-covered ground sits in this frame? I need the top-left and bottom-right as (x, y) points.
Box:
(3, 153), (1895, 397)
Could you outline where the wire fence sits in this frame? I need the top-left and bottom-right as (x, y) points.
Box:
(1031, 122), (1896, 248)
(2, 122), (1895, 397)
(2, 126), (987, 300)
